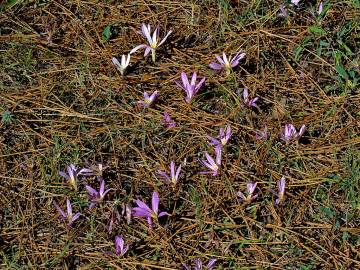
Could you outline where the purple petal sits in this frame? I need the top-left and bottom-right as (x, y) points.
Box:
(135, 199), (152, 212)
(158, 211), (169, 217)
(71, 212), (81, 222)
(144, 46), (152, 57)
(66, 199), (72, 217)
(158, 30), (172, 46)
(85, 185), (98, 197)
(132, 207), (152, 218)
(152, 191), (159, 215)
(129, 44), (148, 54)
(207, 259), (217, 269)
(58, 171), (69, 180)
(181, 72), (189, 89)
(209, 62), (224, 70)
(182, 264), (191, 270)
(215, 54), (225, 65)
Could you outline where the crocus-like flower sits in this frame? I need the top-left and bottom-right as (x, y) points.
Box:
(199, 145), (222, 176)
(54, 199), (81, 227)
(138, 91), (158, 108)
(59, 164), (93, 191)
(158, 161), (182, 185)
(176, 72), (206, 103)
(280, 124), (305, 143)
(132, 191), (168, 227)
(114, 236), (129, 256)
(130, 23), (172, 62)
(161, 112), (176, 128)
(272, 177), (286, 205)
(291, 0), (300, 6)
(85, 179), (113, 210)
(183, 258), (217, 270)
(208, 125), (232, 148)
(277, 4), (288, 18)
(238, 87), (258, 108)
(112, 55), (130, 76)
(237, 183), (258, 203)
(209, 51), (245, 75)
(254, 126), (268, 140)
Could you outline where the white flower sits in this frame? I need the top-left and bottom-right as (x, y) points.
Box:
(112, 54), (130, 75)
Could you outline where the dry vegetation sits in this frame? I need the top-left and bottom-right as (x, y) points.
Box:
(1, 0), (359, 269)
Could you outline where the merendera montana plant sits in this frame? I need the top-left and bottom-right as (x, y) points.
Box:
(132, 191), (169, 227)
(183, 258), (217, 270)
(130, 23), (172, 63)
(58, 164), (92, 191)
(158, 161), (182, 185)
(280, 124), (305, 143)
(208, 125), (232, 148)
(237, 183), (258, 203)
(112, 54), (130, 76)
(54, 199), (81, 227)
(176, 71), (206, 103)
(138, 91), (158, 108)
(85, 178), (113, 210)
(199, 145), (222, 176)
(209, 51), (245, 75)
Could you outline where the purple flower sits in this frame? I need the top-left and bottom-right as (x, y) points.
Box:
(130, 23), (172, 62)
(272, 177), (286, 205)
(209, 51), (245, 75)
(59, 164), (93, 191)
(291, 0), (300, 6)
(132, 191), (169, 227)
(85, 179), (113, 210)
(199, 145), (222, 176)
(254, 126), (268, 140)
(138, 91), (158, 108)
(176, 71), (206, 103)
(237, 183), (258, 203)
(161, 112), (176, 128)
(158, 161), (182, 185)
(114, 236), (129, 256)
(183, 258), (217, 270)
(54, 199), (81, 227)
(238, 87), (258, 108)
(208, 125), (232, 148)
(280, 124), (305, 143)
(277, 4), (288, 18)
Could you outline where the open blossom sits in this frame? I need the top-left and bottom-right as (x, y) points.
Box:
(138, 91), (158, 108)
(238, 87), (258, 108)
(208, 125), (232, 148)
(176, 71), (206, 103)
(280, 124), (305, 142)
(54, 199), (81, 227)
(272, 177), (286, 205)
(59, 164), (92, 191)
(237, 183), (258, 203)
(161, 112), (176, 128)
(199, 145), (222, 176)
(254, 126), (268, 140)
(132, 191), (168, 227)
(158, 161), (182, 185)
(209, 51), (245, 75)
(114, 236), (129, 256)
(130, 23), (172, 62)
(112, 55), (130, 76)
(183, 258), (217, 270)
(85, 179), (113, 210)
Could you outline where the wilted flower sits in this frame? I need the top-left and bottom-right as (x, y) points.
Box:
(138, 91), (158, 108)
(237, 183), (258, 203)
(112, 55), (130, 76)
(130, 23), (172, 62)
(254, 126), (268, 140)
(54, 199), (81, 227)
(132, 191), (169, 227)
(272, 177), (286, 205)
(59, 164), (92, 191)
(238, 87), (258, 108)
(280, 124), (305, 143)
(209, 51), (245, 75)
(161, 112), (176, 128)
(291, 0), (300, 6)
(85, 179), (113, 210)
(158, 161), (182, 185)
(277, 4), (288, 18)
(199, 145), (222, 176)
(176, 71), (206, 103)
(208, 125), (232, 148)
(183, 258), (217, 270)
(114, 236), (129, 256)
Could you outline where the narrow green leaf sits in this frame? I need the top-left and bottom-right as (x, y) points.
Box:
(308, 25), (326, 35)
(102, 25), (111, 42)
(335, 65), (349, 79)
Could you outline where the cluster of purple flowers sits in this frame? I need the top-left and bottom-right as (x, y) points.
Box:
(53, 19), (311, 267)
(277, 1), (325, 18)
